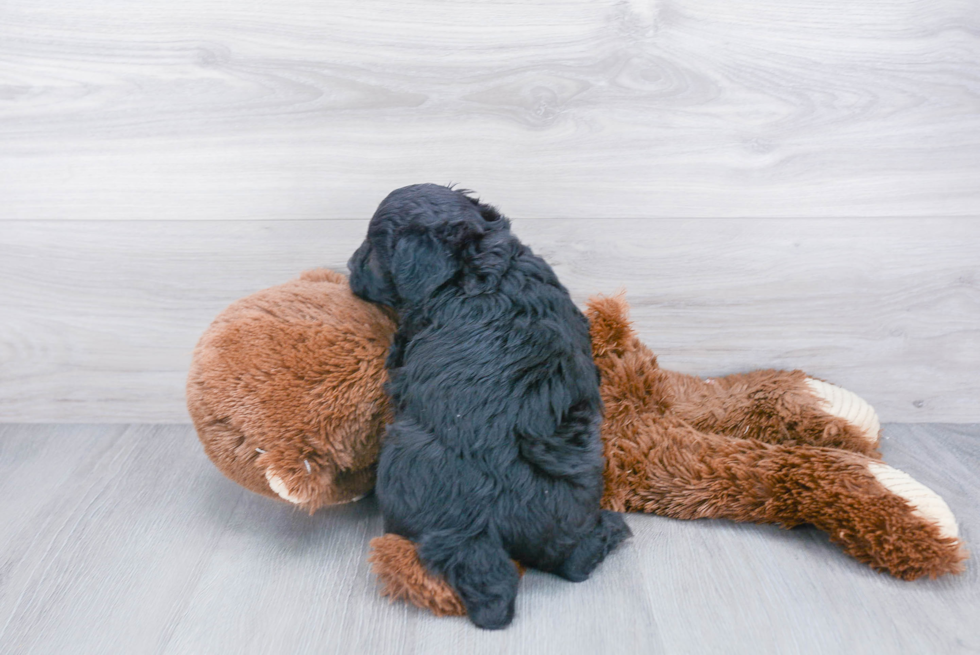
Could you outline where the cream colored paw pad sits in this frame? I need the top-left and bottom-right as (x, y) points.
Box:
(265, 470), (306, 504)
(868, 463), (959, 539)
(805, 378), (881, 444)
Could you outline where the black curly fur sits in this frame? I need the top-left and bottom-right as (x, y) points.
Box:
(348, 184), (631, 629)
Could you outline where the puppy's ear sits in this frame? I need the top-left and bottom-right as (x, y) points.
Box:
(390, 228), (460, 304)
(348, 241), (400, 307)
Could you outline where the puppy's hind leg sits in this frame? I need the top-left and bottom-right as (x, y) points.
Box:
(418, 530), (520, 630)
(555, 511), (632, 583)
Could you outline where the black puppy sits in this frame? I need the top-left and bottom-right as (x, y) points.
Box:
(348, 184), (631, 629)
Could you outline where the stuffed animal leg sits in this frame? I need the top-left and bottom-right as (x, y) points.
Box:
(662, 367), (881, 457)
(589, 294), (964, 574)
(599, 420), (964, 579)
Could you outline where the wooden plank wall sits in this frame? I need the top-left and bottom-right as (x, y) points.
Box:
(2, 218), (978, 422)
(1, 0), (979, 422)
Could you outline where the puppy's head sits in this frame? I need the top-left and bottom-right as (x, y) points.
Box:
(348, 184), (509, 308)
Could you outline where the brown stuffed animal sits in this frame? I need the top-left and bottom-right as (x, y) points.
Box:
(187, 269), (395, 509)
(188, 270), (968, 618)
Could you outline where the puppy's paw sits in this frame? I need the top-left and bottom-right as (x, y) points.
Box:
(468, 596), (516, 631)
(555, 511), (632, 583)
(868, 463), (959, 539)
(804, 378), (881, 446)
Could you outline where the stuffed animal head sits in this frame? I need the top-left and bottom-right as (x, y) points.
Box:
(347, 183), (510, 308)
(187, 269), (396, 512)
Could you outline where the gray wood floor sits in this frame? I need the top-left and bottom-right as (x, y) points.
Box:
(0, 422), (977, 655)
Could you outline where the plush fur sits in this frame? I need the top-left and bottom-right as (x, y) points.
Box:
(346, 184), (631, 629)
